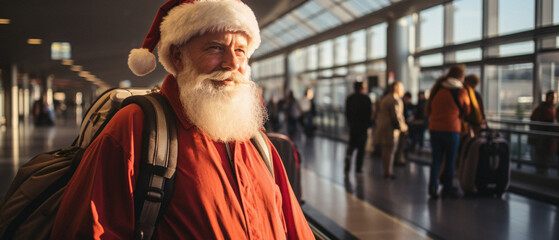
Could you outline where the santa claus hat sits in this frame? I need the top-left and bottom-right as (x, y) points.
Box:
(128, 0), (261, 76)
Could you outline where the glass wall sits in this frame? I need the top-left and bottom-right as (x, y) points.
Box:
(250, 0), (559, 188)
(252, 55), (285, 102)
(418, 5), (443, 50)
(369, 23), (387, 59)
(498, 0), (535, 35)
(453, 0), (482, 44)
(334, 36), (348, 66)
(349, 30), (366, 63)
(484, 64), (533, 120)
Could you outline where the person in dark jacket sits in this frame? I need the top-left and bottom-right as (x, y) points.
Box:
(530, 90), (557, 174)
(344, 81), (373, 174)
(409, 91), (427, 152)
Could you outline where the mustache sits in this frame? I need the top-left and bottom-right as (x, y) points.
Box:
(202, 71), (251, 84)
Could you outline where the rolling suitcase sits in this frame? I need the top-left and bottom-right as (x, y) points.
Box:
(266, 133), (302, 203)
(458, 131), (510, 197)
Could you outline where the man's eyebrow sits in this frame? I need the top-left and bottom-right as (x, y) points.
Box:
(205, 40), (225, 46)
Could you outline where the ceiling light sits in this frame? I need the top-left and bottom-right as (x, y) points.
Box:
(61, 59), (73, 65)
(0, 19), (10, 24)
(70, 65), (82, 72)
(79, 71), (91, 78)
(27, 38), (42, 45)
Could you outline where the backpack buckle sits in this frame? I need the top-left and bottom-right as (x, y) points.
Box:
(145, 187), (164, 202)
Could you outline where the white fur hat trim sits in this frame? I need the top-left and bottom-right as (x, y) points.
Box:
(158, 0), (261, 76)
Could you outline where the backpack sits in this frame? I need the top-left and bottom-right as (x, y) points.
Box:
(0, 88), (273, 240)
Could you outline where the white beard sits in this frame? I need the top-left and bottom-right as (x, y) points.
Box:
(176, 60), (267, 142)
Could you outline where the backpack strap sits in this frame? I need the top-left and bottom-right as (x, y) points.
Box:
(122, 93), (177, 240)
(449, 88), (465, 119)
(251, 131), (274, 179)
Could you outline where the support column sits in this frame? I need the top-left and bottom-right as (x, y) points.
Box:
(483, 0), (499, 55)
(539, 0), (556, 48)
(46, 74), (54, 106)
(10, 64), (18, 129)
(0, 68), (5, 126)
(444, 2), (455, 63)
(22, 73), (30, 125)
(386, 16), (412, 90)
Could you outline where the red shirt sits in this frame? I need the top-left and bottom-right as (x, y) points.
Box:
(51, 75), (313, 239)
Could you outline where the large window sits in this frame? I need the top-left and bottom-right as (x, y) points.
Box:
(334, 35), (348, 66)
(456, 48), (482, 63)
(453, 0), (482, 44)
(484, 63), (533, 119)
(319, 40), (334, 68)
(350, 29), (366, 63)
(307, 45), (318, 71)
(498, 0), (535, 35)
(369, 23), (387, 59)
(499, 41), (534, 57)
(539, 62), (559, 93)
(538, 52), (559, 97)
(419, 53), (443, 67)
(290, 48), (306, 74)
(259, 77), (284, 102)
(419, 5), (443, 50)
(419, 70), (443, 97)
(555, 0), (559, 25)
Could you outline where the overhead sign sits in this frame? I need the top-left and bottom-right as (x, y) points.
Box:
(51, 42), (71, 60)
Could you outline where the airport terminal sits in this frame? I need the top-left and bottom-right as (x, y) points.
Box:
(0, 0), (558, 239)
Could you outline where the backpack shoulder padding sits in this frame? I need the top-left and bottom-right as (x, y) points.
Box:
(251, 131), (273, 179)
(123, 93), (178, 240)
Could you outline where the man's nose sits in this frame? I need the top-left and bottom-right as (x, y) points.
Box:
(220, 47), (240, 71)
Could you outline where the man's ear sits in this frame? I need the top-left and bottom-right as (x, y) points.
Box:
(171, 44), (184, 73)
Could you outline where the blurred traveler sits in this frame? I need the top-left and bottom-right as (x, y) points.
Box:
(463, 74), (485, 136)
(408, 91), (428, 153)
(284, 90), (302, 137)
(344, 81), (373, 174)
(50, 0), (313, 239)
(32, 95), (55, 126)
(375, 81), (407, 179)
(299, 88), (316, 137)
(530, 90), (557, 174)
(425, 64), (470, 199)
(394, 91), (413, 165)
(402, 92), (414, 122)
(266, 96), (281, 132)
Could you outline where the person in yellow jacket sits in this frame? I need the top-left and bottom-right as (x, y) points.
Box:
(463, 74), (485, 136)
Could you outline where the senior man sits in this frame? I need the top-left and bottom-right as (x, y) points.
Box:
(50, 0), (313, 239)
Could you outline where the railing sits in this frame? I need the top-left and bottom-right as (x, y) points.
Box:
(313, 108), (559, 175)
(486, 119), (559, 174)
(314, 107), (348, 139)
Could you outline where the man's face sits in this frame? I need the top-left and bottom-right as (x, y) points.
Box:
(395, 83), (405, 98)
(546, 93), (557, 105)
(174, 31), (265, 142)
(184, 31), (250, 87)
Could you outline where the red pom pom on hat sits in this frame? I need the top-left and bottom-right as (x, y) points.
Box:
(128, 0), (192, 76)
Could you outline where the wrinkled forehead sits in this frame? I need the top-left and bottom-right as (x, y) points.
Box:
(184, 31), (251, 48)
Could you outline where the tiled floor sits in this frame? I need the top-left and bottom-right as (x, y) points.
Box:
(302, 169), (429, 239)
(1, 121), (558, 240)
(296, 135), (559, 240)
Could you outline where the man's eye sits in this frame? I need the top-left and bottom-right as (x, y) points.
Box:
(209, 46), (223, 51)
(236, 49), (246, 54)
